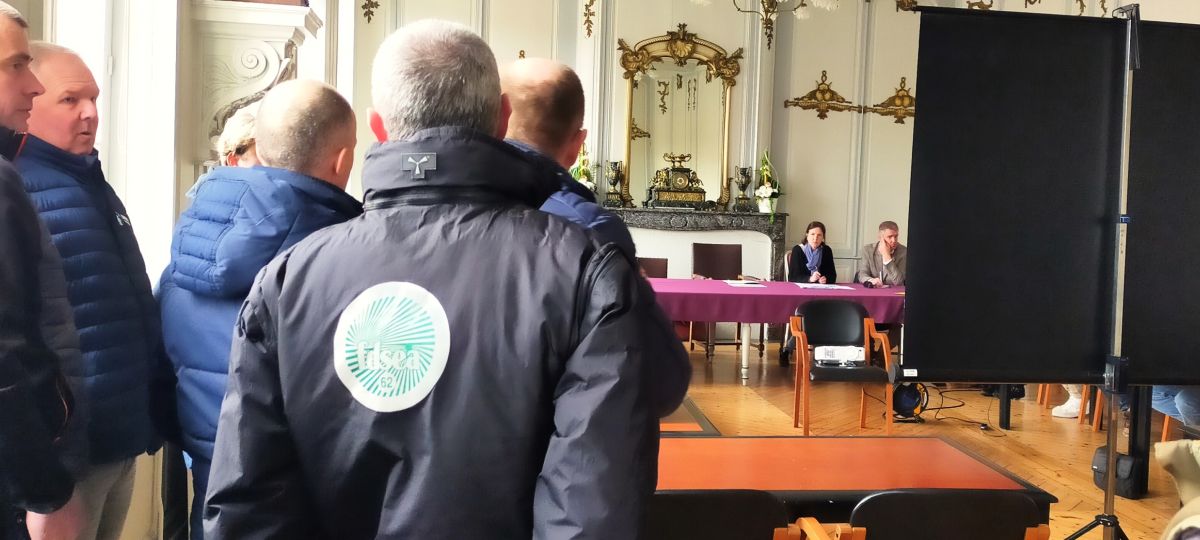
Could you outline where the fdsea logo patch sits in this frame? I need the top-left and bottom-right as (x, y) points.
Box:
(333, 282), (450, 412)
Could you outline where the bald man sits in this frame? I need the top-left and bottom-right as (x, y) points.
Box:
(501, 58), (636, 257)
(17, 42), (165, 540)
(158, 79), (362, 540)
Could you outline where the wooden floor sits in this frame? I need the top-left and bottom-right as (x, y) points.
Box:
(685, 347), (1178, 540)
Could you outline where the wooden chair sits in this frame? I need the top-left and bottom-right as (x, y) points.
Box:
(790, 300), (893, 436)
(638, 257), (690, 342)
(691, 243), (764, 358)
(637, 256), (669, 279)
(643, 490), (788, 540)
(775, 490), (1051, 540)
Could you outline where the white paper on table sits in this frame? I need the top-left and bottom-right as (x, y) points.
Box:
(794, 283), (855, 290)
(723, 280), (766, 287)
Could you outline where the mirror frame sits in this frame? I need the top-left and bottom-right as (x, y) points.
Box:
(617, 24), (744, 209)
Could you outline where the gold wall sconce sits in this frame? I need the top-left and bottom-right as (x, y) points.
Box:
(784, 71), (917, 124)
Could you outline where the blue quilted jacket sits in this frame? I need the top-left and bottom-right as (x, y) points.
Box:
(158, 165), (362, 464)
(17, 134), (163, 465)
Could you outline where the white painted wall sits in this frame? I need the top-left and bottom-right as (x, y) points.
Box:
(631, 228), (773, 281)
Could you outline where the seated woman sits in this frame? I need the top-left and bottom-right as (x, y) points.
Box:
(780, 221), (836, 365)
(788, 221), (837, 284)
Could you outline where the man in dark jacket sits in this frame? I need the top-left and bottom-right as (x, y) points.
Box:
(17, 42), (164, 540)
(0, 3), (86, 539)
(501, 57), (637, 258)
(204, 19), (691, 539)
(159, 79), (362, 540)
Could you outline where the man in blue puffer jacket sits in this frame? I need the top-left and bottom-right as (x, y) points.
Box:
(158, 79), (362, 540)
(18, 42), (166, 540)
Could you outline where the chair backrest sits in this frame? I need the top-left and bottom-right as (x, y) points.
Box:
(692, 243), (742, 280)
(848, 490), (1043, 540)
(798, 300), (869, 347)
(784, 249), (793, 280)
(638, 257), (669, 279)
(644, 490), (789, 540)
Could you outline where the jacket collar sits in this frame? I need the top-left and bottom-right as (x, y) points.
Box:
(0, 126), (23, 162)
(361, 126), (559, 209)
(19, 134), (102, 178)
(505, 138), (597, 204)
(250, 165), (363, 219)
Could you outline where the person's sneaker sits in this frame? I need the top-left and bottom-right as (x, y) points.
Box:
(1052, 396), (1082, 418)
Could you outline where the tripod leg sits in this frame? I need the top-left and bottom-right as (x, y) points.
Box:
(1063, 518), (1102, 540)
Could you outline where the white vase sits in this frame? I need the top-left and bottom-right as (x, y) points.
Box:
(757, 198), (773, 213)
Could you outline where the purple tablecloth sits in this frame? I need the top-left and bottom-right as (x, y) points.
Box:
(649, 278), (905, 324)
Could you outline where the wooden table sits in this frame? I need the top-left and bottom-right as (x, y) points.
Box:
(657, 436), (1056, 522)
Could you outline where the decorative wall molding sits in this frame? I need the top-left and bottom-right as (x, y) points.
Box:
(612, 208), (789, 279)
(863, 76), (915, 124)
(191, 1), (318, 162)
(582, 0), (595, 37)
(362, 0), (381, 21)
(783, 70), (858, 119)
(896, 0), (919, 11)
(784, 70), (915, 124)
(966, 0), (993, 10)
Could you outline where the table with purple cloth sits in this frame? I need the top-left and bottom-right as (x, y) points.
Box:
(648, 278), (906, 377)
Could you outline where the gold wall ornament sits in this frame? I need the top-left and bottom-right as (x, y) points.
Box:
(864, 77), (916, 124)
(657, 81), (670, 114)
(783, 70), (859, 120)
(617, 38), (655, 80)
(1025, 0), (1041, 6)
(705, 49), (746, 87)
(518, 50), (526, 59)
(966, 0), (993, 10)
(631, 118), (651, 140)
(361, 0), (380, 22)
(582, 0), (596, 38)
(665, 24), (699, 66)
(896, 0), (919, 11)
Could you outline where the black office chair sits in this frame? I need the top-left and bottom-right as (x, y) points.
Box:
(790, 300), (893, 436)
(643, 490), (789, 540)
(781, 490), (1049, 540)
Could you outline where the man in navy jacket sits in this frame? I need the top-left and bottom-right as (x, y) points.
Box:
(501, 58), (636, 258)
(0, 5), (88, 538)
(17, 42), (165, 540)
(159, 79), (362, 540)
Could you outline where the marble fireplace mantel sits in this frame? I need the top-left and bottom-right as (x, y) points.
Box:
(611, 208), (788, 280)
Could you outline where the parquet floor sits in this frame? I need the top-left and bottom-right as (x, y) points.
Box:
(685, 347), (1178, 540)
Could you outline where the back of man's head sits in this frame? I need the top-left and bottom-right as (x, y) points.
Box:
(500, 58), (586, 169)
(371, 19), (502, 141)
(255, 79), (356, 189)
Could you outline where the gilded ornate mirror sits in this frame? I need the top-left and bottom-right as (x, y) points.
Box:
(618, 24), (743, 209)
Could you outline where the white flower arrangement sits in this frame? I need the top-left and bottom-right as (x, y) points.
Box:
(754, 183), (778, 199)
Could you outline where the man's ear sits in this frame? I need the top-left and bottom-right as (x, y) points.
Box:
(495, 94), (512, 139)
(368, 108), (388, 142)
(331, 145), (354, 190)
(562, 127), (587, 168)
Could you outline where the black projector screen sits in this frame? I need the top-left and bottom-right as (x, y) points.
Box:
(1122, 22), (1200, 385)
(903, 9), (1124, 383)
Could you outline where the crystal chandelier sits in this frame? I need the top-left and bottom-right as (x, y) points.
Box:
(690, 0), (839, 49)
